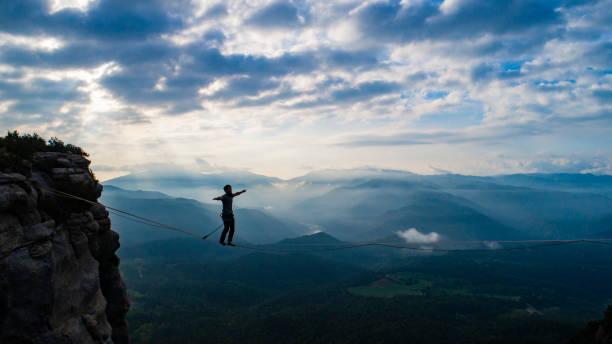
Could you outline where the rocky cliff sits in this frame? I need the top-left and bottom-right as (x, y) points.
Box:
(570, 306), (612, 344)
(0, 151), (130, 343)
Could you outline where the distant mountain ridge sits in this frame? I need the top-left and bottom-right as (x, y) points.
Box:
(102, 168), (612, 242)
(369, 191), (519, 241)
(277, 231), (344, 245)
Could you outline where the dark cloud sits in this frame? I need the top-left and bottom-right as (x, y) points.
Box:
(0, 0), (190, 41)
(0, 40), (176, 70)
(331, 81), (400, 102)
(96, 46), (319, 111)
(5, 42), (313, 113)
(184, 47), (317, 77)
(470, 62), (524, 83)
(245, 1), (304, 28)
(406, 71), (431, 82)
(0, 0), (50, 35)
(203, 3), (228, 18)
(593, 89), (612, 104)
(354, 0), (564, 44)
(100, 65), (209, 112)
(101, 107), (150, 125)
(235, 75), (402, 109)
(203, 29), (226, 44)
(0, 78), (86, 115)
(471, 63), (495, 81)
(0, 43), (110, 69)
(355, 0), (438, 42)
(292, 80), (400, 108)
(585, 42), (612, 67)
(323, 48), (382, 69)
(209, 76), (280, 100)
(560, 0), (602, 7)
(0, 70), (25, 80)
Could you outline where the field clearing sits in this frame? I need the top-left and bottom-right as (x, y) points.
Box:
(348, 272), (521, 301)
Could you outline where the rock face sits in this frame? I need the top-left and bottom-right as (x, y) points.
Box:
(570, 306), (612, 344)
(0, 152), (130, 344)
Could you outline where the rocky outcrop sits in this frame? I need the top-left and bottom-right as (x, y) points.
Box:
(0, 152), (130, 344)
(570, 306), (612, 344)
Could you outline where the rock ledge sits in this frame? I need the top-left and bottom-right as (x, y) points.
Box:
(0, 151), (130, 344)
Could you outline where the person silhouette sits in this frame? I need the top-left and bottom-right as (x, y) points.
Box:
(213, 184), (246, 246)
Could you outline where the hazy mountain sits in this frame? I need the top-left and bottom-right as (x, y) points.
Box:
(102, 168), (612, 242)
(291, 172), (612, 240)
(103, 184), (172, 199)
(367, 191), (519, 241)
(291, 179), (518, 241)
(444, 186), (612, 238)
(289, 168), (416, 185)
(592, 214), (612, 238)
(277, 231), (344, 245)
(490, 173), (612, 194)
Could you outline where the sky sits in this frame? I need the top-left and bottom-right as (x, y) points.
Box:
(0, 0), (611, 180)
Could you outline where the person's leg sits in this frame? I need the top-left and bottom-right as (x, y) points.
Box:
(227, 217), (235, 244)
(219, 219), (230, 244)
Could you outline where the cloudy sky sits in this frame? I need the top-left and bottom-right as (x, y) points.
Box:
(1, 0), (611, 180)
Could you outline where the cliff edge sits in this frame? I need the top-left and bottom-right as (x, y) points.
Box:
(0, 146), (130, 343)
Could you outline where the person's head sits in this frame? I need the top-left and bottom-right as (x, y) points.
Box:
(223, 184), (232, 194)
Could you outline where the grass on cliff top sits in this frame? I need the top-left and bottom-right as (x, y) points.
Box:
(0, 131), (90, 174)
(0, 131), (88, 158)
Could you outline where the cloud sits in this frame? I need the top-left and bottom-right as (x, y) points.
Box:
(396, 228), (440, 244)
(203, 3), (228, 18)
(209, 76), (281, 100)
(354, 0), (563, 44)
(331, 81), (400, 101)
(334, 121), (556, 147)
(99, 64), (209, 112)
(292, 80), (401, 108)
(584, 41), (612, 67)
(0, 77), (86, 116)
(195, 158), (212, 169)
(0, 40), (176, 69)
(525, 155), (612, 174)
(245, 1), (305, 29)
(0, 0), (610, 178)
(0, 0), (190, 41)
(484, 241), (502, 249)
(203, 29), (226, 44)
(323, 48), (382, 69)
(99, 107), (150, 125)
(593, 89), (612, 104)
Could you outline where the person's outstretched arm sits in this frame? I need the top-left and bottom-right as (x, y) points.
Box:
(233, 189), (247, 197)
(212, 195), (223, 200)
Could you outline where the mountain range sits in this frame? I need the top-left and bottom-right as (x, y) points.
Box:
(103, 169), (612, 245)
